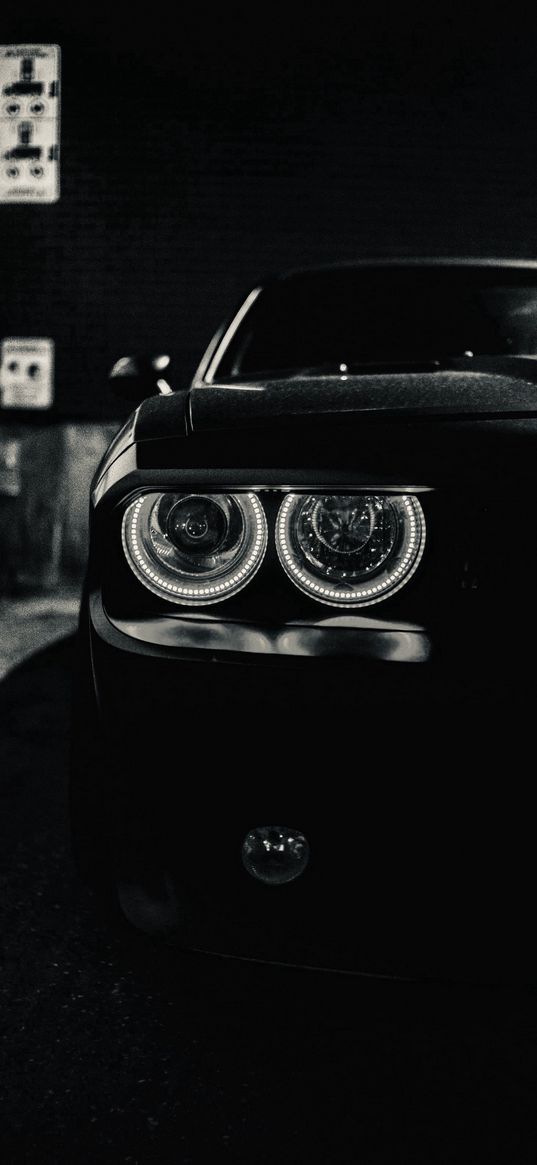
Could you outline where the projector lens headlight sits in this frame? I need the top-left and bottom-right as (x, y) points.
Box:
(277, 493), (425, 606)
(122, 491), (267, 604)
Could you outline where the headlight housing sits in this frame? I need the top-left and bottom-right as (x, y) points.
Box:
(276, 493), (425, 607)
(122, 491), (267, 605)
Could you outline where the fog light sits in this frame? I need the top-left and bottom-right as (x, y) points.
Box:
(241, 826), (310, 885)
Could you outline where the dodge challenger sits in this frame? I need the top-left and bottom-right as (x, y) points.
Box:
(71, 259), (537, 982)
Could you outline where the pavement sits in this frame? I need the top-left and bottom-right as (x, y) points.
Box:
(0, 590), (80, 679)
(1, 623), (537, 1161)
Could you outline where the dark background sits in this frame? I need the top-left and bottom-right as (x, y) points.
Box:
(3, 11), (537, 419)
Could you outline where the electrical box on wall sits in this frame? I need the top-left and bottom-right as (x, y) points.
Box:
(0, 338), (54, 409)
(0, 44), (60, 203)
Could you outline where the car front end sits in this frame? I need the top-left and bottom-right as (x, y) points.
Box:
(72, 260), (537, 982)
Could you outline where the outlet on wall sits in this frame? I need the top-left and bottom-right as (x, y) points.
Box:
(0, 45), (60, 203)
(0, 338), (54, 409)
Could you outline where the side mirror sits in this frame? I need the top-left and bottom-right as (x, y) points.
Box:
(109, 354), (174, 403)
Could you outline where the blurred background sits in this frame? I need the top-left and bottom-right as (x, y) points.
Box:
(1, 10), (537, 659)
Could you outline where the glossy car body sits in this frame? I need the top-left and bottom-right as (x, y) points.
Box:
(71, 259), (537, 983)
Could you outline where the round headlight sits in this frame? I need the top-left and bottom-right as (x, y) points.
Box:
(276, 493), (425, 607)
(122, 491), (267, 604)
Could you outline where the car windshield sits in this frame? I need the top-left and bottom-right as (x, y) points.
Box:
(212, 267), (537, 379)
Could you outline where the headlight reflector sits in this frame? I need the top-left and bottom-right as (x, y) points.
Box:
(122, 491), (267, 604)
(276, 493), (425, 606)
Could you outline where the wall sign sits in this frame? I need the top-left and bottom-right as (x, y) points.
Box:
(0, 44), (60, 203)
(0, 337), (54, 409)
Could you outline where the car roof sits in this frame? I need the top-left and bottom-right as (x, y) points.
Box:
(272, 257), (537, 283)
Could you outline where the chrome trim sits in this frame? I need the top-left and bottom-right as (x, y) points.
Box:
(202, 287), (263, 383)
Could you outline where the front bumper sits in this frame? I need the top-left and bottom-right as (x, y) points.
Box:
(83, 590), (537, 983)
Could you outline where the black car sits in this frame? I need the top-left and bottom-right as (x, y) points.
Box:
(71, 259), (537, 983)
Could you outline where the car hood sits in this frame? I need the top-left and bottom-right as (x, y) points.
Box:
(189, 363), (537, 434)
(131, 360), (537, 444)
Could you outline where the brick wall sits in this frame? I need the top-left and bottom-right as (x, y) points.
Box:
(1, 16), (537, 422)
